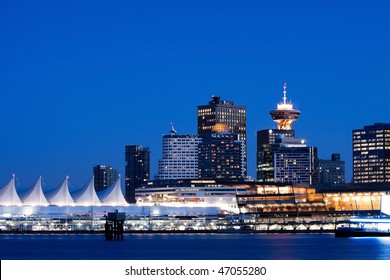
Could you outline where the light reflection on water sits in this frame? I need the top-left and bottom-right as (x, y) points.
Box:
(0, 233), (389, 260)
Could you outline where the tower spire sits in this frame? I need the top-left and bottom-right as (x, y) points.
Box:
(283, 81), (287, 104)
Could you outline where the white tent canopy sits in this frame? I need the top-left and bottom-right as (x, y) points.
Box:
(0, 175), (23, 206)
(72, 177), (101, 206)
(20, 176), (49, 206)
(98, 176), (128, 206)
(46, 176), (75, 206)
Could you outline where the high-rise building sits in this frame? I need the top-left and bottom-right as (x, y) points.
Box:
(155, 124), (202, 180)
(318, 154), (345, 185)
(125, 145), (150, 203)
(257, 129), (295, 182)
(353, 123), (390, 184)
(257, 82), (318, 184)
(93, 165), (119, 192)
(273, 138), (318, 185)
(197, 96), (247, 176)
(198, 123), (245, 180)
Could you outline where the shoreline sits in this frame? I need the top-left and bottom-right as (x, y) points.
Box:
(0, 229), (334, 235)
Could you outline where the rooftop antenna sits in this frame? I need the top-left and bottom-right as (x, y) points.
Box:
(170, 122), (177, 135)
(283, 81), (287, 105)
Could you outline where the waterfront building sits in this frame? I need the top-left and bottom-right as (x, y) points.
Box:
(125, 145), (150, 203)
(318, 154), (345, 185)
(353, 123), (390, 184)
(198, 123), (245, 180)
(155, 124), (202, 180)
(257, 82), (318, 184)
(235, 182), (388, 231)
(197, 96), (247, 176)
(93, 165), (119, 192)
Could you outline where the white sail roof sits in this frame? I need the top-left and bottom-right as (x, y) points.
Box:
(0, 175), (23, 206)
(46, 177), (75, 206)
(20, 177), (49, 206)
(72, 177), (101, 206)
(98, 176), (128, 206)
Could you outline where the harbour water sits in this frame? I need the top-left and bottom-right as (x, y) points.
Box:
(1, 233), (390, 260)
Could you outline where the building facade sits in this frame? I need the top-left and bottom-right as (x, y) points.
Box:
(93, 165), (119, 192)
(198, 124), (245, 180)
(274, 143), (318, 185)
(125, 145), (150, 203)
(319, 154), (345, 185)
(155, 125), (202, 180)
(197, 96), (247, 176)
(353, 123), (390, 184)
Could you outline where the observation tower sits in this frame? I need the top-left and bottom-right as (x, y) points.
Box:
(270, 82), (300, 130)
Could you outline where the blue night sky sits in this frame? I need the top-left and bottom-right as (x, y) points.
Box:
(1, 0), (389, 188)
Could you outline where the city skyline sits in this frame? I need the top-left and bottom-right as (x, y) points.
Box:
(1, 1), (390, 187)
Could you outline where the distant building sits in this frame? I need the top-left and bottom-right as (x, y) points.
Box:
(197, 96), (247, 176)
(125, 145), (150, 203)
(353, 123), (390, 184)
(198, 123), (245, 180)
(93, 165), (119, 192)
(318, 154), (345, 185)
(155, 124), (202, 180)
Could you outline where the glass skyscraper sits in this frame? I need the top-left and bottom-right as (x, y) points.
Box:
(125, 145), (150, 203)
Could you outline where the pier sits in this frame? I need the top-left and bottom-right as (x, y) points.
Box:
(104, 211), (125, 240)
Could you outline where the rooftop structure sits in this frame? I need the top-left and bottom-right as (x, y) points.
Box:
(270, 82), (300, 130)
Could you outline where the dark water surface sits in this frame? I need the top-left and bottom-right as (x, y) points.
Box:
(1, 233), (390, 260)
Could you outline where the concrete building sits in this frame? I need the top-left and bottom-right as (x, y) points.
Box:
(155, 124), (202, 180)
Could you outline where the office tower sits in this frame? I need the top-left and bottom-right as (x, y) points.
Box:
(273, 138), (318, 185)
(353, 123), (390, 184)
(93, 165), (119, 192)
(155, 124), (202, 180)
(125, 145), (150, 203)
(257, 82), (318, 184)
(198, 123), (245, 180)
(257, 129), (295, 182)
(318, 154), (345, 185)
(197, 96), (247, 176)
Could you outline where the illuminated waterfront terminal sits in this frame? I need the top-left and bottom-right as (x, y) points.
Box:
(1, 173), (390, 232)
